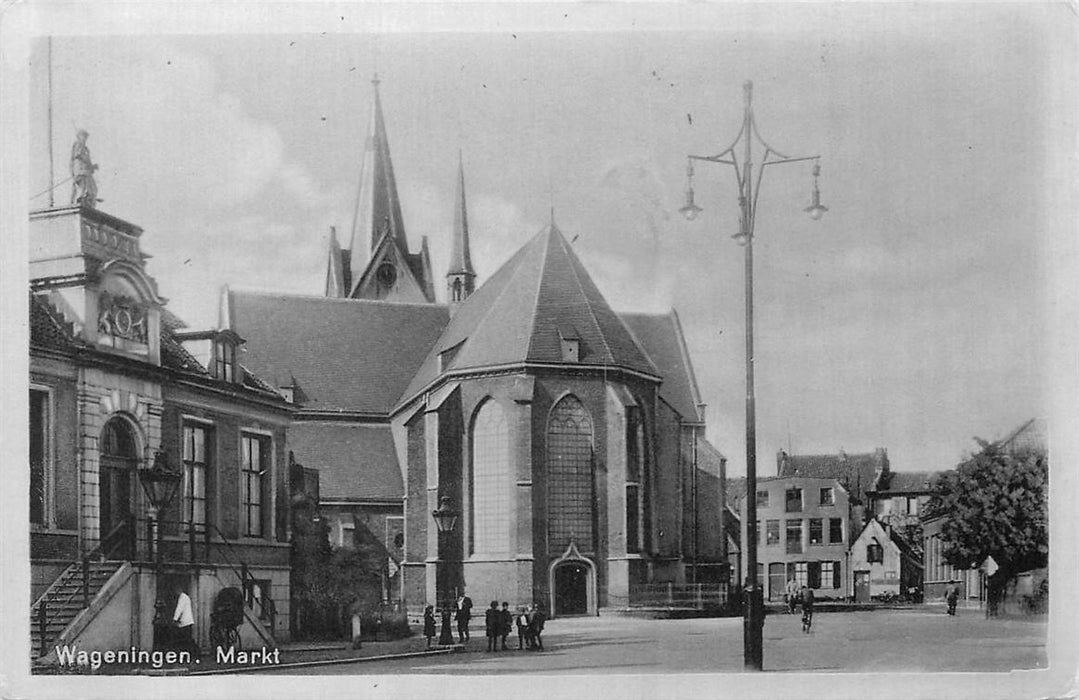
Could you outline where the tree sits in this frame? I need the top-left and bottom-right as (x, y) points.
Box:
(923, 441), (1047, 579)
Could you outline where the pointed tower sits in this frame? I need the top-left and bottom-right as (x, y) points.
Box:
(344, 76), (436, 304)
(447, 153), (476, 304)
(347, 74), (408, 290)
(324, 226), (351, 298)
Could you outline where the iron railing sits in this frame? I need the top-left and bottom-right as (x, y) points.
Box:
(628, 582), (729, 609)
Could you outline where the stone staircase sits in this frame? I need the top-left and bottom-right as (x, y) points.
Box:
(30, 560), (123, 659)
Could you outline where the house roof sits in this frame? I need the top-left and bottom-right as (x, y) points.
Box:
(31, 292), (283, 401)
(696, 436), (727, 477)
(777, 449), (889, 505)
(998, 418), (1047, 455)
(287, 422), (402, 500)
(725, 476), (747, 510)
(621, 310), (702, 421)
(401, 224), (659, 404)
(878, 470), (936, 493)
(228, 289), (449, 414)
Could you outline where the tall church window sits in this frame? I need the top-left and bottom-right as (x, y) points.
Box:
(547, 395), (594, 554)
(471, 399), (510, 555)
(625, 406), (648, 553)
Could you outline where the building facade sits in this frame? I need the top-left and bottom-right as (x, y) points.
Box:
(849, 517), (922, 602)
(739, 477), (850, 601)
(30, 204), (293, 661)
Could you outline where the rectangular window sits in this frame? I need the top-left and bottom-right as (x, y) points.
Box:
(821, 561), (834, 588)
(30, 389), (49, 526)
(766, 519), (780, 546)
(907, 497), (919, 515)
(794, 562), (808, 586)
(215, 340), (234, 382)
(626, 485), (640, 553)
(241, 434), (268, 537)
(756, 520), (761, 544)
(756, 489), (770, 508)
(819, 487), (834, 506)
(809, 518), (823, 545)
(829, 517), (843, 544)
(785, 488), (803, 513)
(182, 423), (210, 528)
(833, 560), (842, 589)
(808, 561), (821, 589)
(867, 542), (884, 563)
(786, 520), (803, 554)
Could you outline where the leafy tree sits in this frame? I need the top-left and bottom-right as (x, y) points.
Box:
(923, 441), (1047, 579)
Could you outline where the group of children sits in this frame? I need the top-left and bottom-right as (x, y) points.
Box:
(423, 600), (546, 651)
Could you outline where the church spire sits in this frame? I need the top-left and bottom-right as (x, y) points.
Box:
(447, 151), (476, 304)
(324, 226), (350, 298)
(347, 74), (408, 294)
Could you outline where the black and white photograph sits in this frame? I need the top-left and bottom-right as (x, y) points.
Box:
(2, 2), (1076, 698)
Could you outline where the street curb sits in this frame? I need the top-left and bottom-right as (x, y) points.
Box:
(185, 646), (464, 675)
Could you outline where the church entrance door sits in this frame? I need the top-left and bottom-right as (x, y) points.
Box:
(554, 562), (589, 616)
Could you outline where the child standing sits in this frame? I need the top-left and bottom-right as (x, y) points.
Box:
(423, 605), (437, 648)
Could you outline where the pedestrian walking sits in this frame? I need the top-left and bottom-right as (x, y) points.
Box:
(946, 580), (959, 616)
(456, 593), (473, 642)
(172, 582), (197, 658)
(485, 600), (500, 651)
(529, 603), (546, 651)
(515, 607), (530, 649)
(499, 602), (512, 650)
(785, 577), (800, 614)
(423, 605), (437, 648)
(800, 585), (815, 633)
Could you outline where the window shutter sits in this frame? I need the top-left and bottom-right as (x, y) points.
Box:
(833, 561), (842, 589)
(808, 561), (821, 589)
(787, 562), (796, 580)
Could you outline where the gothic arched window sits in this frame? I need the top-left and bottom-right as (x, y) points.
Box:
(470, 399), (510, 555)
(546, 395), (595, 554)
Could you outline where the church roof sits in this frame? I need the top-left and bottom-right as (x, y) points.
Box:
(401, 224), (659, 404)
(227, 289), (449, 414)
(620, 310), (702, 421)
(288, 422), (402, 500)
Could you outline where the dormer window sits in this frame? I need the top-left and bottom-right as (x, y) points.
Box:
(559, 325), (580, 362)
(214, 338), (235, 382)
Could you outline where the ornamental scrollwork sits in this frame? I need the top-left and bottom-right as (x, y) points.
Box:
(98, 292), (148, 344)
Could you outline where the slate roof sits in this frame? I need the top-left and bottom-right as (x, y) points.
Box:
(30, 294), (80, 351)
(228, 289), (449, 414)
(777, 449), (889, 505)
(402, 224), (659, 403)
(621, 310), (702, 421)
(878, 470), (936, 493)
(31, 292), (284, 401)
(287, 422), (402, 500)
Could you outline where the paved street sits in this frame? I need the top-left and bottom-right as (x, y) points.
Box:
(258, 607), (1046, 675)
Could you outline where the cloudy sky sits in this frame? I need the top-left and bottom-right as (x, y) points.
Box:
(17, 3), (1075, 477)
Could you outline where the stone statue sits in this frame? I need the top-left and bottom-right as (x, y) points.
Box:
(70, 129), (98, 207)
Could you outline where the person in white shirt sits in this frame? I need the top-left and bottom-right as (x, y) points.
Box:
(172, 584), (197, 656)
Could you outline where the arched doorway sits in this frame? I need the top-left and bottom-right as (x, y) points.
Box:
(100, 417), (139, 558)
(548, 541), (597, 617)
(554, 562), (589, 615)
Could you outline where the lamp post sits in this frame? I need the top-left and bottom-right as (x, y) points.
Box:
(431, 496), (459, 646)
(138, 451), (182, 566)
(681, 80), (825, 671)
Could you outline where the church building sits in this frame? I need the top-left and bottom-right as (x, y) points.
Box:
(228, 78), (727, 617)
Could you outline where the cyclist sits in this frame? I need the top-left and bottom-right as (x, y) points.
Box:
(800, 585), (815, 633)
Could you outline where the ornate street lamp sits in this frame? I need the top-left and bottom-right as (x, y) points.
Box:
(431, 496), (459, 645)
(139, 451), (181, 564)
(682, 80), (825, 671)
(431, 496), (459, 534)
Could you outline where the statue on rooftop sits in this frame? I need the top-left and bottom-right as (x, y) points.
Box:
(70, 129), (99, 208)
